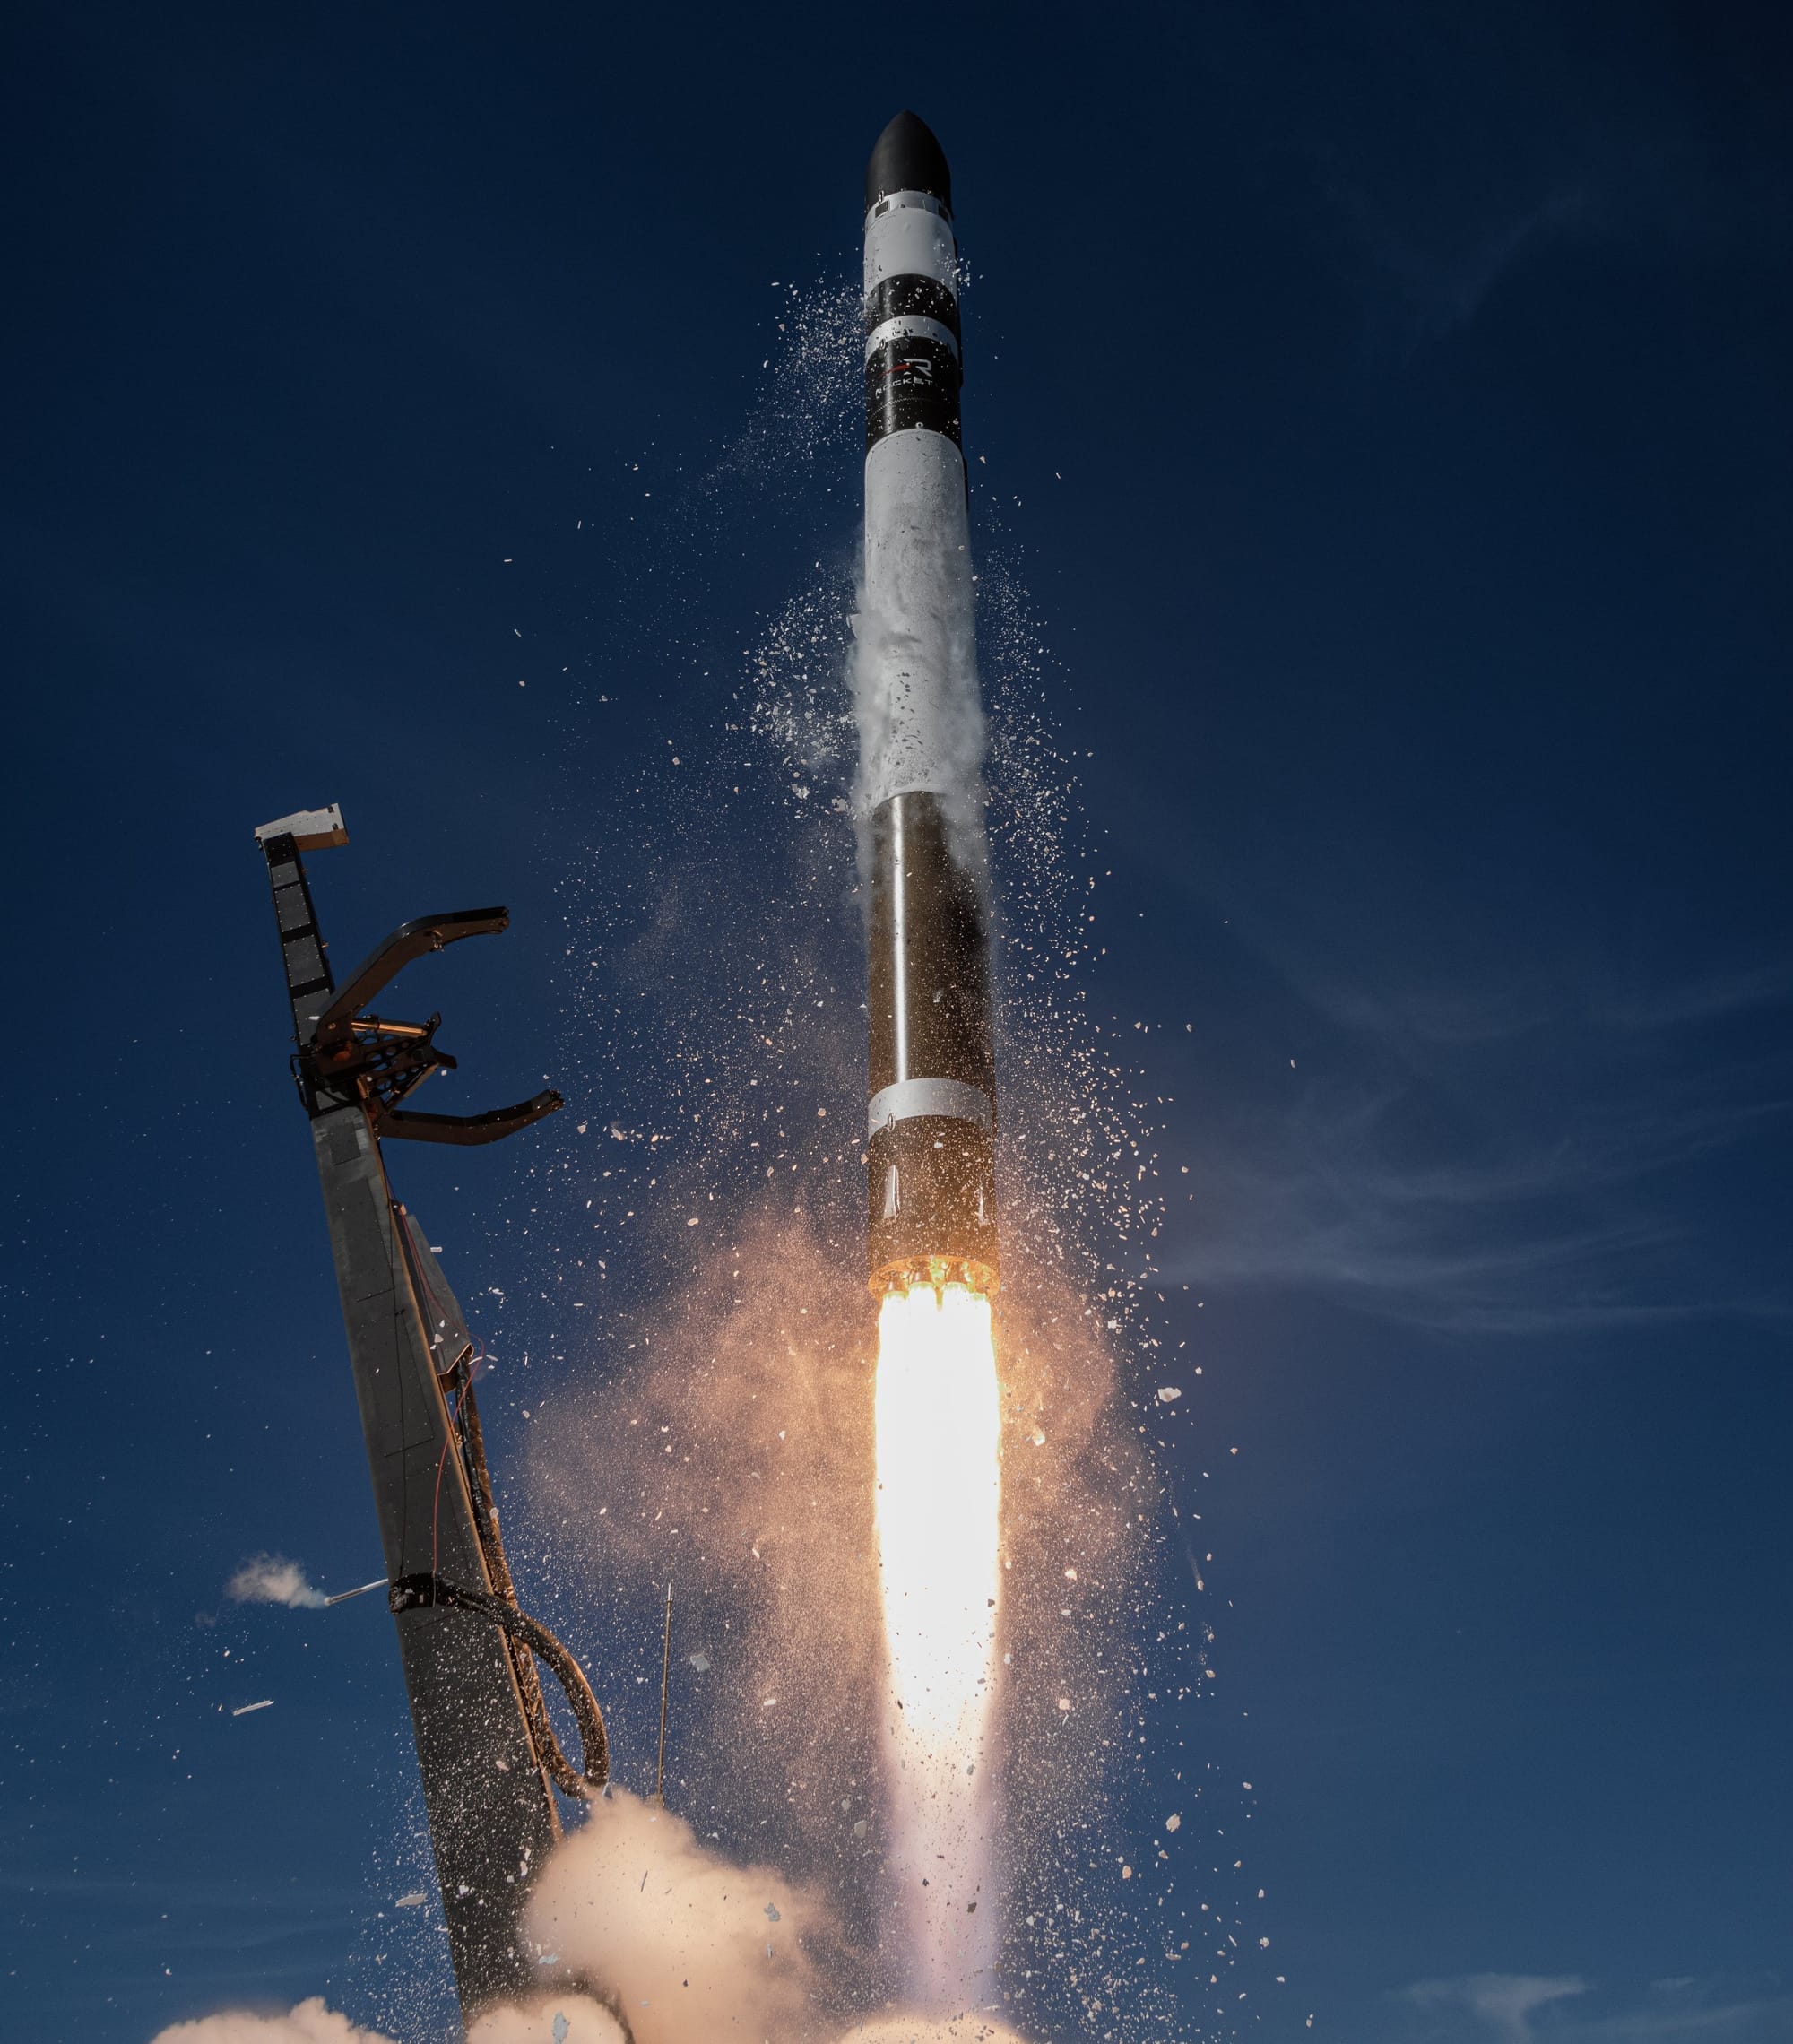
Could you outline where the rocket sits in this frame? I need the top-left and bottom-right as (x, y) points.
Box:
(859, 112), (999, 1299)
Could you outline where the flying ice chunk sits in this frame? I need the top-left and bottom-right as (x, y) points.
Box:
(231, 1700), (274, 1717)
(1165, 1813), (1182, 1832)
(395, 1892), (426, 1909)
(687, 1652), (711, 1673)
(1156, 1386), (1182, 1404)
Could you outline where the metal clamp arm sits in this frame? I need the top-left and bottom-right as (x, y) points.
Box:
(380, 1089), (564, 1146)
(314, 909), (509, 1046)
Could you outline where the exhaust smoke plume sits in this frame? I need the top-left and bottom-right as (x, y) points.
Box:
(145, 1795), (1036, 2040)
(522, 1786), (829, 2043)
(155, 1995), (1031, 2044)
(468, 1998), (624, 2043)
(849, 2025), (1029, 2044)
(150, 2001), (396, 2043)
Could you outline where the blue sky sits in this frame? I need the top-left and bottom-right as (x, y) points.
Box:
(3, 4), (1789, 2042)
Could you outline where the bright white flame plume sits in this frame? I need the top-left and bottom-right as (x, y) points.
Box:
(873, 1281), (1003, 2009)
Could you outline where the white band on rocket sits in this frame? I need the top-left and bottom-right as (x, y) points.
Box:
(868, 1076), (993, 1137)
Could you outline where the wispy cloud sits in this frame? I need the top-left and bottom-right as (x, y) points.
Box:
(1322, 957), (1793, 1047)
(1281, 19), (1758, 362)
(1159, 896), (1791, 1332)
(1182, 1104), (1699, 1334)
(1404, 1972), (1589, 2042)
(1176, 1067), (1789, 1332)
(1395, 1973), (1793, 2044)
(1338, 183), (1601, 352)
(1591, 962), (1793, 1034)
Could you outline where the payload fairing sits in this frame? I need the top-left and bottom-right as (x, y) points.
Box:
(859, 112), (1000, 1298)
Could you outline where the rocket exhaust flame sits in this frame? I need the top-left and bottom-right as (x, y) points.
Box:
(874, 1279), (1003, 2006)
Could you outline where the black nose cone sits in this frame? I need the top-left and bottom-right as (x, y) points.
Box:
(865, 110), (952, 212)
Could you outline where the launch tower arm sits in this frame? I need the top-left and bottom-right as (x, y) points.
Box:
(382, 1089), (564, 1145)
(313, 908), (510, 1048)
(255, 806), (605, 2021)
(252, 844), (555, 1138)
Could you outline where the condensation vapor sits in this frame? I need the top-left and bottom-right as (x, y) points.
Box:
(225, 1554), (327, 1610)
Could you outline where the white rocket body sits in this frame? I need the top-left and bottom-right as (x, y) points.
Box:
(857, 115), (999, 1302)
(855, 199), (982, 824)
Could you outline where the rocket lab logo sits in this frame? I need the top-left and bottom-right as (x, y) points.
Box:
(866, 334), (959, 447)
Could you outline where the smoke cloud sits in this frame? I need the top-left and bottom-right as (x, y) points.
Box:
(468, 1994), (625, 2042)
(148, 2002), (628, 2044)
(225, 1554), (327, 1610)
(151, 1996), (1030, 2044)
(141, 1797), (1040, 2044)
(524, 1786), (831, 2044)
(845, 2026), (1028, 2043)
(149, 2000), (395, 2043)
(522, 1203), (888, 1942)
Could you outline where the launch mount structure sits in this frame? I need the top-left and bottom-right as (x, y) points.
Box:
(256, 803), (608, 2020)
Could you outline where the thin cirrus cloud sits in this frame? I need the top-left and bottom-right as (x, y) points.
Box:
(1403, 1972), (1589, 2043)
(1330, 180), (1601, 353)
(1164, 933), (1790, 1333)
(1174, 1071), (1789, 1333)
(1396, 1972), (1793, 2043)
